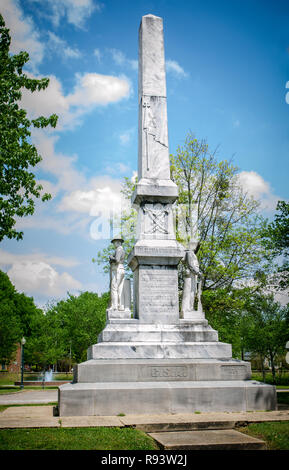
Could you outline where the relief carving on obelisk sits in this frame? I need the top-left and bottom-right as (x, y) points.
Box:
(138, 14), (171, 181)
(142, 202), (170, 235)
(142, 96), (169, 177)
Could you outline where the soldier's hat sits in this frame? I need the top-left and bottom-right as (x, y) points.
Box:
(111, 237), (124, 244)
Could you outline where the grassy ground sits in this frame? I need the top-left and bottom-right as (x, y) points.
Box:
(251, 371), (289, 386)
(240, 421), (289, 450)
(0, 371), (288, 450)
(0, 427), (159, 450)
(0, 372), (72, 393)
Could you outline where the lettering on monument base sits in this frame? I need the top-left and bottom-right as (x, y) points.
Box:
(139, 365), (189, 379)
(220, 365), (247, 379)
(138, 266), (179, 316)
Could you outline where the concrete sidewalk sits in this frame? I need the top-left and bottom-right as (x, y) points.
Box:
(0, 390), (57, 405)
(1, 404), (288, 450)
(0, 404), (288, 430)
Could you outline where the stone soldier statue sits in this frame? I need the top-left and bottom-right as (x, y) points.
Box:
(109, 238), (125, 311)
(181, 240), (203, 316)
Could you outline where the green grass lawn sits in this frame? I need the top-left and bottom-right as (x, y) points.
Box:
(0, 372), (73, 388)
(251, 371), (289, 386)
(0, 371), (288, 450)
(240, 421), (289, 450)
(0, 427), (159, 450)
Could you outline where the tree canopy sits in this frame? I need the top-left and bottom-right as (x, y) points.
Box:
(170, 133), (267, 290)
(0, 14), (57, 242)
(96, 133), (268, 292)
(0, 269), (42, 364)
(25, 291), (109, 369)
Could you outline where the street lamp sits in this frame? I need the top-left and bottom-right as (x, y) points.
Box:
(20, 337), (26, 390)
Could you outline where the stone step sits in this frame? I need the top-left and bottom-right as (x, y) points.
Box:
(88, 341), (232, 360)
(98, 323), (218, 343)
(75, 358), (251, 383)
(58, 380), (277, 416)
(148, 429), (266, 450)
(135, 419), (235, 432)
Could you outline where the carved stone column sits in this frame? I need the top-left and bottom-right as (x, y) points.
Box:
(128, 15), (184, 324)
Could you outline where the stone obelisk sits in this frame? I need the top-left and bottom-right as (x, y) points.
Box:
(58, 15), (277, 416)
(128, 14), (184, 324)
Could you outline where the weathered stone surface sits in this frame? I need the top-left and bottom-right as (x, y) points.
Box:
(58, 380), (277, 417)
(87, 341), (232, 360)
(148, 429), (266, 450)
(75, 359), (251, 383)
(134, 265), (179, 323)
(128, 240), (184, 270)
(137, 202), (175, 241)
(97, 321), (218, 343)
(138, 15), (169, 181)
(132, 178), (178, 206)
(106, 309), (131, 320)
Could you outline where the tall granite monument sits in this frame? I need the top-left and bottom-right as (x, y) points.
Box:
(58, 15), (276, 416)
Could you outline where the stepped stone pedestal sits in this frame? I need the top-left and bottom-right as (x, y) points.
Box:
(58, 14), (277, 416)
(58, 319), (276, 416)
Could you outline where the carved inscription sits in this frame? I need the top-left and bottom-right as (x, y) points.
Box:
(139, 267), (178, 313)
(139, 365), (189, 380)
(220, 365), (247, 380)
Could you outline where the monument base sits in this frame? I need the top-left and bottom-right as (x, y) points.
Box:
(58, 378), (276, 417)
(58, 357), (277, 416)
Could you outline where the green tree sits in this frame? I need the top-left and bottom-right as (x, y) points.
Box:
(0, 289), (22, 364)
(0, 270), (42, 364)
(96, 134), (267, 292)
(0, 14), (58, 241)
(170, 133), (266, 290)
(261, 201), (289, 291)
(265, 201), (289, 256)
(39, 292), (109, 367)
(243, 293), (289, 383)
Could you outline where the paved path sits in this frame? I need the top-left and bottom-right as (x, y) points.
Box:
(0, 390), (57, 405)
(0, 403), (288, 429)
(0, 401), (288, 450)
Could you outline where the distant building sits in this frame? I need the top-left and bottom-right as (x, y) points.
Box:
(1, 343), (21, 373)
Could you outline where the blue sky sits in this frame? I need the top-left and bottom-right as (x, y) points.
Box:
(1, 0), (289, 307)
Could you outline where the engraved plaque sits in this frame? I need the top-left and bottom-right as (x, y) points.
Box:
(220, 365), (247, 380)
(139, 365), (189, 380)
(137, 265), (179, 322)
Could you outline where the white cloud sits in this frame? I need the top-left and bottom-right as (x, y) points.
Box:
(94, 48), (101, 62)
(233, 119), (240, 128)
(67, 72), (131, 108)
(21, 72), (131, 130)
(119, 128), (135, 145)
(1, 0), (45, 72)
(109, 48), (138, 71)
(47, 31), (82, 59)
(57, 175), (125, 218)
(104, 162), (132, 176)
(166, 59), (188, 78)
(1, 0), (102, 72)
(12, 128), (132, 238)
(55, 172), (133, 241)
(238, 170), (280, 212)
(30, 130), (86, 192)
(31, 0), (102, 29)
(0, 249), (79, 268)
(7, 261), (82, 297)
